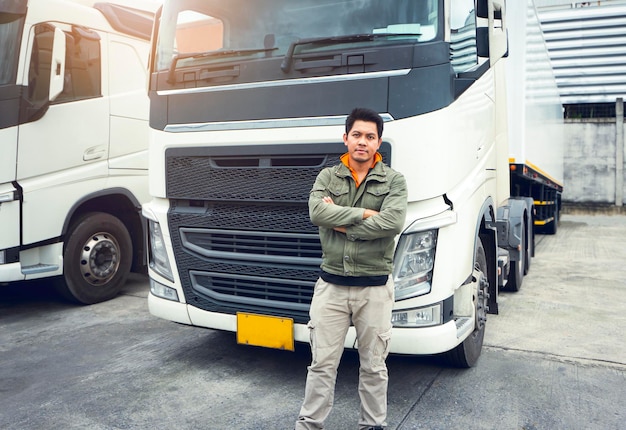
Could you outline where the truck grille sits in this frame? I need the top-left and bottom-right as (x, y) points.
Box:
(165, 143), (391, 323)
(190, 270), (313, 311)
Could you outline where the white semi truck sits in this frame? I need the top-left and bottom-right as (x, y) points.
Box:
(143, 0), (563, 367)
(0, 0), (156, 303)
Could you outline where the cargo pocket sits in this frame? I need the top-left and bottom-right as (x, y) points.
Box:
(370, 328), (392, 369)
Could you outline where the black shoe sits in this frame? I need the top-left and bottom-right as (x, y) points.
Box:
(365, 427), (384, 430)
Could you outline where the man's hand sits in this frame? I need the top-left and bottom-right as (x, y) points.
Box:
(363, 209), (378, 219)
(322, 196), (378, 232)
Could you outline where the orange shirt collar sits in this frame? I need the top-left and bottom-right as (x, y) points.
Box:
(340, 152), (382, 187)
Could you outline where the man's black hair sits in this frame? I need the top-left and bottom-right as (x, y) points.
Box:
(345, 107), (383, 138)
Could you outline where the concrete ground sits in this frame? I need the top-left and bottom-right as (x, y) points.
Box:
(485, 214), (625, 367)
(0, 213), (624, 429)
(439, 213), (626, 430)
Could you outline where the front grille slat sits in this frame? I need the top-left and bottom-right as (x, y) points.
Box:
(191, 271), (313, 313)
(182, 228), (322, 260)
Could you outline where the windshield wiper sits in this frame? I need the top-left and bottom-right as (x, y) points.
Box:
(280, 33), (421, 73)
(168, 47), (278, 83)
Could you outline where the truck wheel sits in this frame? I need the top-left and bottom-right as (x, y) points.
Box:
(442, 238), (489, 368)
(506, 221), (525, 292)
(56, 212), (132, 304)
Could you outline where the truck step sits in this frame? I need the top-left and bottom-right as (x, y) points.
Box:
(22, 264), (60, 275)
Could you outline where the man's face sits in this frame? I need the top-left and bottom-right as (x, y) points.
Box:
(343, 120), (382, 166)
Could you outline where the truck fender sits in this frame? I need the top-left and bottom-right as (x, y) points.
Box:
(474, 198), (499, 315)
(61, 187), (143, 237)
(495, 197), (533, 261)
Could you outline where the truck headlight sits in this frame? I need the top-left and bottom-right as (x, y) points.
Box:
(393, 230), (437, 300)
(148, 220), (174, 281)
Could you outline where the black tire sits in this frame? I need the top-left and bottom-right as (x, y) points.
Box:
(545, 205), (558, 235)
(524, 217), (533, 275)
(56, 212), (132, 304)
(442, 238), (489, 368)
(506, 220), (526, 292)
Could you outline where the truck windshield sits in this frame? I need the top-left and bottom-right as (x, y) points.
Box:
(155, 0), (439, 73)
(0, 13), (24, 85)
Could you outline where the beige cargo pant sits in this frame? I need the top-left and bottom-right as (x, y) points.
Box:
(295, 277), (394, 430)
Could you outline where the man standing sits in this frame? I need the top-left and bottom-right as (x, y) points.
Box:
(295, 108), (408, 430)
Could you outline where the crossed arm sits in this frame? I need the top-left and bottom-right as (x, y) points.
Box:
(321, 196), (378, 233)
(309, 169), (407, 241)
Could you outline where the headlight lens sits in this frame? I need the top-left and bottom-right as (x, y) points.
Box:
(393, 230), (437, 300)
(148, 220), (174, 281)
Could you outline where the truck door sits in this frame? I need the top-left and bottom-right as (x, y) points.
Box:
(17, 22), (109, 246)
(107, 34), (150, 172)
(0, 8), (23, 270)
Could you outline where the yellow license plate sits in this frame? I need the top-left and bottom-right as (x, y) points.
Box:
(236, 313), (294, 351)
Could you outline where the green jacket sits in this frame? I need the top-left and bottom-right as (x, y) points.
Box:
(309, 159), (408, 277)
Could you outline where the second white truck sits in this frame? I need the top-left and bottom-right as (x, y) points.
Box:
(0, 0), (156, 303)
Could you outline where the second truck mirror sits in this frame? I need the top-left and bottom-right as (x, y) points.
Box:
(49, 26), (66, 101)
(476, 0), (504, 19)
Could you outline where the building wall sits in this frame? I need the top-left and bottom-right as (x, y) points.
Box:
(563, 116), (625, 205)
(535, 3), (626, 209)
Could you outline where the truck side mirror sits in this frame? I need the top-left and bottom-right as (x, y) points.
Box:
(49, 26), (66, 101)
(475, 0), (507, 63)
(21, 23), (67, 123)
(476, 0), (503, 19)
(477, 27), (489, 58)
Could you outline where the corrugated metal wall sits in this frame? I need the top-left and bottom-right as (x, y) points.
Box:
(538, 3), (626, 104)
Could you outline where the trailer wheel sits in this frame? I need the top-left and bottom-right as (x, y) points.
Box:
(545, 206), (558, 235)
(524, 217), (533, 275)
(442, 238), (489, 368)
(56, 212), (132, 304)
(506, 221), (526, 292)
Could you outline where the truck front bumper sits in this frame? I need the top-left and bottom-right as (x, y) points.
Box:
(0, 262), (25, 283)
(148, 293), (464, 356)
